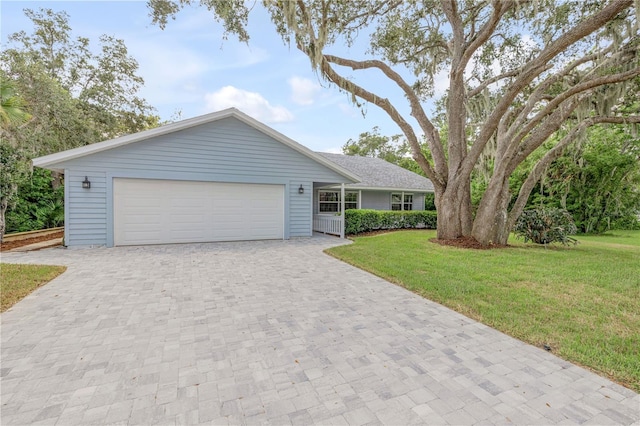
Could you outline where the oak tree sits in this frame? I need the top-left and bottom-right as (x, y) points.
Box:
(149, 0), (640, 245)
(1, 8), (158, 157)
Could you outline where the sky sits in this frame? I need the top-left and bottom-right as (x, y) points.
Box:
(1, 1), (435, 153)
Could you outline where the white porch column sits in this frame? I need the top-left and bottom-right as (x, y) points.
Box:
(340, 183), (345, 239)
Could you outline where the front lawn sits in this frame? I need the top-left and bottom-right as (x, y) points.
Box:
(1, 264), (66, 312)
(327, 230), (640, 391)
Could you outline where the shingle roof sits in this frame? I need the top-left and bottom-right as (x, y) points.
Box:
(317, 152), (434, 192)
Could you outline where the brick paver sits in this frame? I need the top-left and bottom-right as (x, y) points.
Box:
(1, 237), (638, 425)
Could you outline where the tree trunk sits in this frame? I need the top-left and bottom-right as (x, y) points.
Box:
(472, 176), (512, 245)
(52, 171), (63, 190)
(0, 198), (7, 243)
(436, 178), (473, 240)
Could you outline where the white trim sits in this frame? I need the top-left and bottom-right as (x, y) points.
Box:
(32, 108), (361, 183)
(340, 183), (345, 239)
(319, 185), (433, 193)
(318, 189), (359, 213)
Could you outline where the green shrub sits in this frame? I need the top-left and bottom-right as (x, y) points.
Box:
(6, 168), (64, 233)
(345, 209), (437, 234)
(514, 208), (578, 246)
(424, 193), (436, 210)
(610, 215), (640, 231)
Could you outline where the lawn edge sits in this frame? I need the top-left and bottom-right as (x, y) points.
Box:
(324, 240), (640, 393)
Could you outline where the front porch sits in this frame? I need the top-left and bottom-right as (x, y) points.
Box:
(312, 181), (347, 238)
(312, 214), (344, 238)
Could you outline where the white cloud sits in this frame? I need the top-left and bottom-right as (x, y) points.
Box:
(433, 69), (450, 97)
(127, 40), (210, 107)
(204, 86), (293, 123)
(288, 76), (321, 105)
(338, 103), (359, 118)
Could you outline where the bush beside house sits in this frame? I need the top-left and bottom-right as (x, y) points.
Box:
(345, 209), (437, 235)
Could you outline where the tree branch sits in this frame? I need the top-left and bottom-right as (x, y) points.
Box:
(441, 0), (469, 178)
(507, 115), (640, 230)
(440, 0), (464, 52)
(463, 0), (633, 180)
(505, 45), (632, 146)
(462, 0), (513, 67)
(395, 40), (449, 64)
(314, 51), (444, 190)
(468, 68), (521, 98)
(511, 66), (640, 150)
(508, 99), (579, 174)
(339, 0), (403, 30)
(324, 54), (448, 183)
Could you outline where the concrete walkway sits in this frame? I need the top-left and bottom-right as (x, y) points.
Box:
(1, 237), (638, 425)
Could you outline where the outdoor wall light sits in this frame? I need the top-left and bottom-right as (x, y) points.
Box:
(82, 176), (91, 189)
(298, 184), (304, 194)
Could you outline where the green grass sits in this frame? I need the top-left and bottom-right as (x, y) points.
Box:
(577, 230), (640, 247)
(327, 230), (640, 391)
(1, 263), (66, 312)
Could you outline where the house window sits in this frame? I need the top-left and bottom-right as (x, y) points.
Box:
(318, 191), (358, 213)
(391, 193), (413, 211)
(345, 192), (358, 210)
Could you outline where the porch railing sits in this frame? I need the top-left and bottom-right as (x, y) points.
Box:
(313, 214), (344, 238)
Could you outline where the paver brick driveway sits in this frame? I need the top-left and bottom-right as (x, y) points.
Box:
(1, 237), (638, 425)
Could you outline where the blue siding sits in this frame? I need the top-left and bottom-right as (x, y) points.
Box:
(56, 117), (348, 246)
(413, 194), (426, 211)
(289, 180), (312, 237)
(361, 191), (426, 211)
(65, 170), (107, 246)
(361, 191), (391, 210)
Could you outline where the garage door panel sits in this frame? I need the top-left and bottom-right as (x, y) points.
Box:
(248, 229), (281, 239)
(120, 231), (163, 245)
(114, 178), (284, 246)
(171, 213), (207, 223)
(170, 197), (207, 208)
(211, 214), (245, 223)
(120, 215), (162, 225)
(212, 229), (248, 239)
(123, 200), (163, 209)
(168, 232), (205, 242)
(214, 200), (245, 210)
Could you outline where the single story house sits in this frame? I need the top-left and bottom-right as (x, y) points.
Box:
(314, 152), (434, 214)
(33, 108), (434, 247)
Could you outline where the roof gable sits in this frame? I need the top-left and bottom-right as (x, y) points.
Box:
(32, 108), (359, 182)
(317, 153), (434, 192)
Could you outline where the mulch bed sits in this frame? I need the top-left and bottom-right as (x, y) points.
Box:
(348, 229), (508, 249)
(0, 231), (64, 251)
(430, 236), (509, 250)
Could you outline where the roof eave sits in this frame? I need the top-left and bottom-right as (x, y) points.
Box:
(320, 185), (434, 192)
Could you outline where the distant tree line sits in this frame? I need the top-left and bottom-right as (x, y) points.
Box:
(1, 8), (161, 239)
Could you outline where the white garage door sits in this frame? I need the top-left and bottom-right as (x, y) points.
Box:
(113, 178), (284, 246)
